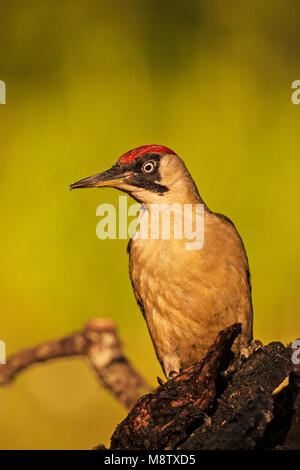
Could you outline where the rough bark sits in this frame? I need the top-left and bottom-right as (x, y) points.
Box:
(1, 319), (299, 450)
(109, 324), (300, 450)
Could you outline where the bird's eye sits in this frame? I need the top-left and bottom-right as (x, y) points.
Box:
(142, 161), (156, 174)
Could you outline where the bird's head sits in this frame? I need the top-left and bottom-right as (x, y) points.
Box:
(70, 145), (201, 205)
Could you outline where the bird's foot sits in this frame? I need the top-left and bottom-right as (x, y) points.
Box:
(240, 339), (265, 361)
(168, 370), (179, 379)
(157, 370), (179, 385)
(221, 340), (265, 378)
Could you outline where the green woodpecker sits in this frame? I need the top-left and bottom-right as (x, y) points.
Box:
(70, 145), (253, 378)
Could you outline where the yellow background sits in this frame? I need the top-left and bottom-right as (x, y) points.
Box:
(0, 0), (299, 449)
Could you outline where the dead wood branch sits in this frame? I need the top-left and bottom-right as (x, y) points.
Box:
(0, 318), (151, 409)
(1, 319), (299, 450)
(109, 324), (300, 450)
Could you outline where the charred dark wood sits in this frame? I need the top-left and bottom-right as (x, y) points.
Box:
(1, 317), (299, 450)
(110, 323), (240, 450)
(109, 324), (300, 450)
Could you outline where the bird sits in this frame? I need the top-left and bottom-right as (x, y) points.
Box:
(70, 145), (253, 378)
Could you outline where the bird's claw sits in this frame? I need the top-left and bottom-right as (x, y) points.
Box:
(168, 370), (179, 379)
(240, 339), (265, 361)
(157, 370), (179, 386)
(221, 340), (265, 378)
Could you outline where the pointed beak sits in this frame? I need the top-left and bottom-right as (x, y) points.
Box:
(69, 166), (126, 190)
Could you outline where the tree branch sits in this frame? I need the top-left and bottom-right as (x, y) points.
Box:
(1, 319), (299, 450)
(0, 318), (152, 409)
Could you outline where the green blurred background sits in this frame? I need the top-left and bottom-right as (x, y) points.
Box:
(0, 0), (299, 450)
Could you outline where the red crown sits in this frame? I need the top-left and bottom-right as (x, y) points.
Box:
(118, 145), (177, 164)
